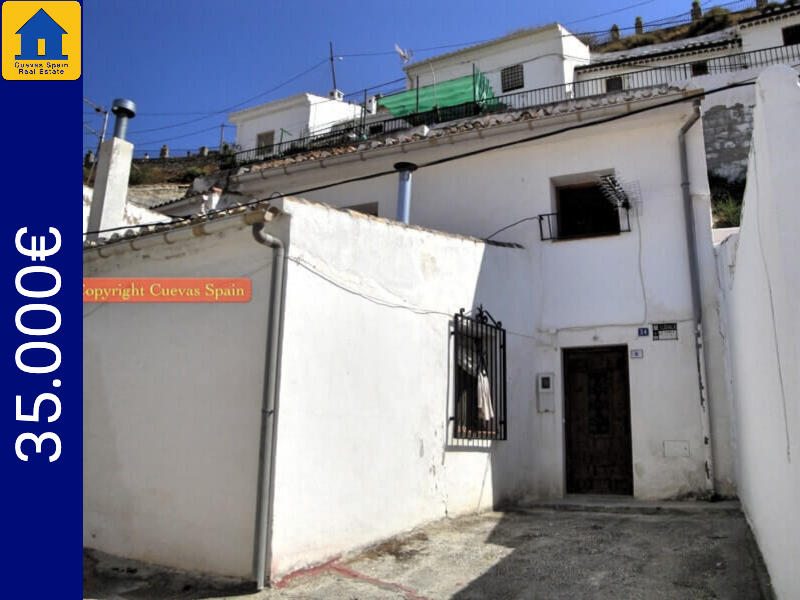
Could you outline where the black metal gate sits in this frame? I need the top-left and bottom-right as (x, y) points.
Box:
(451, 306), (507, 441)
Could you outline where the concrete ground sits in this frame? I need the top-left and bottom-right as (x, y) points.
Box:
(84, 500), (772, 600)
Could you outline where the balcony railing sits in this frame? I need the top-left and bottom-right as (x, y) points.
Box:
(538, 206), (632, 241)
(234, 42), (800, 167)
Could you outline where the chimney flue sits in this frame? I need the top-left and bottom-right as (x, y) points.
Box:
(111, 98), (136, 140)
(394, 162), (417, 224)
(86, 97), (136, 241)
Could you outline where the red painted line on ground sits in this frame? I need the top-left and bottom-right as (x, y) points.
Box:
(272, 557), (429, 600)
(272, 557), (338, 589)
(330, 563), (430, 600)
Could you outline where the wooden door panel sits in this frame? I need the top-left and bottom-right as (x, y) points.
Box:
(564, 346), (633, 495)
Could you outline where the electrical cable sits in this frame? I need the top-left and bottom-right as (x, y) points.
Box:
(132, 125), (221, 147)
(108, 1), (759, 148)
(126, 59), (328, 135)
(85, 79), (756, 238)
(563, 0), (657, 26)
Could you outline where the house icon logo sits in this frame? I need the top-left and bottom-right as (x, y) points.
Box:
(15, 8), (67, 60)
(2, 1), (81, 81)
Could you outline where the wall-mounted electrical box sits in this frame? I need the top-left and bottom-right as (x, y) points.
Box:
(536, 372), (555, 413)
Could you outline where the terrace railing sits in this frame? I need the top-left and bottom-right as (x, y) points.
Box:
(234, 42), (800, 166)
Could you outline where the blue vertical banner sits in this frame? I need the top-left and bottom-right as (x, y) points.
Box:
(2, 1), (83, 597)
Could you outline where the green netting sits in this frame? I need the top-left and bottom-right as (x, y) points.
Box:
(377, 70), (495, 118)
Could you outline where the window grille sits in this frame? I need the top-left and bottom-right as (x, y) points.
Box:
(452, 307), (507, 441)
(501, 64), (524, 92)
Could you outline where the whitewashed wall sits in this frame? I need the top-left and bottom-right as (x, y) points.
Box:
(238, 102), (734, 498)
(574, 46), (737, 88)
(715, 66), (800, 600)
(268, 199), (537, 578)
(405, 25), (585, 95)
(740, 12), (800, 52)
(230, 93), (361, 152)
(83, 217), (280, 578)
(308, 94), (361, 133)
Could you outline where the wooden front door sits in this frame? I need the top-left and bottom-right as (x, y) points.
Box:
(564, 346), (633, 495)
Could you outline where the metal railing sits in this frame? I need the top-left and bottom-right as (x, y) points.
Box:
(451, 307), (507, 442)
(234, 42), (800, 167)
(538, 205), (632, 241)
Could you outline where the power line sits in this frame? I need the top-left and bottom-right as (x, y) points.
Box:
(86, 79), (755, 239)
(107, 1), (755, 143)
(126, 59), (329, 136)
(133, 124), (222, 146)
(563, 0), (657, 25)
(338, 39), (491, 58)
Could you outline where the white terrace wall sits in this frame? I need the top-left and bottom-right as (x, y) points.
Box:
(268, 199), (537, 578)
(405, 25), (584, 95)
(230, 94), (361, 153)
(83, 215), (282, 578)
(715, 66), (800, 600)
(739, 11), (800, 52)
(245, 102), (735, 498)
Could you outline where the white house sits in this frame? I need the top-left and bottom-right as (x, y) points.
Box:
(403, 23), (590, 98)
(82, 5), (800, 597)
(228, 92), (363, 160)
(218, 2), (799, 190)
(85, 75), (741, 580)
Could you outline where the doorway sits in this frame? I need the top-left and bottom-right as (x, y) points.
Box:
(563, 345), (633, 495)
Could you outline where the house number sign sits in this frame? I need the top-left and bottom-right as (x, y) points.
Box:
(652, 322), (678, 341)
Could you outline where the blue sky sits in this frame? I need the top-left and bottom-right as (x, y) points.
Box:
(83, 0), (714, 156)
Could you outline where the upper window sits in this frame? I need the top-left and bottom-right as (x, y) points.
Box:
(256, 130), (275, 157)
(691, 61), (709, 76)
(782, 24), (800, 46)
(605, 76), (623, 92)
(543, 179), (631, 241)
(501, 64), (524, 93)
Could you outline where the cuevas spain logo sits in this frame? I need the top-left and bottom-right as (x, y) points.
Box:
(2, 1), (81, 80)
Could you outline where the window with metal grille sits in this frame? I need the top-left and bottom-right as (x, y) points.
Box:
(256, 130), (275, 157)
(783, 24), (800, 46)
(539, 175), (632, 241)
(452, 307), (507, 441)
(691, 60), (709, 76)
(501, 64), (524, 92)
(605, 76), (623, 92)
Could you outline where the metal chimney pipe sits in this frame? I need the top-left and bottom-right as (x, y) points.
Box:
(111, 98), (136, 141)
(394, 162), (417, 224)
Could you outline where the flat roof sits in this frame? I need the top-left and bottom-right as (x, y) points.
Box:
(404, 23), (565, 72)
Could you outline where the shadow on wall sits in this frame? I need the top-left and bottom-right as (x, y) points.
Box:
(442, 237), (540, 514)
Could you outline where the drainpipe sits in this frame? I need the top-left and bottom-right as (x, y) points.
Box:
(678, 101), (715, 496)
(251, 222), (286, 589)
(394, 162), (417, 224)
